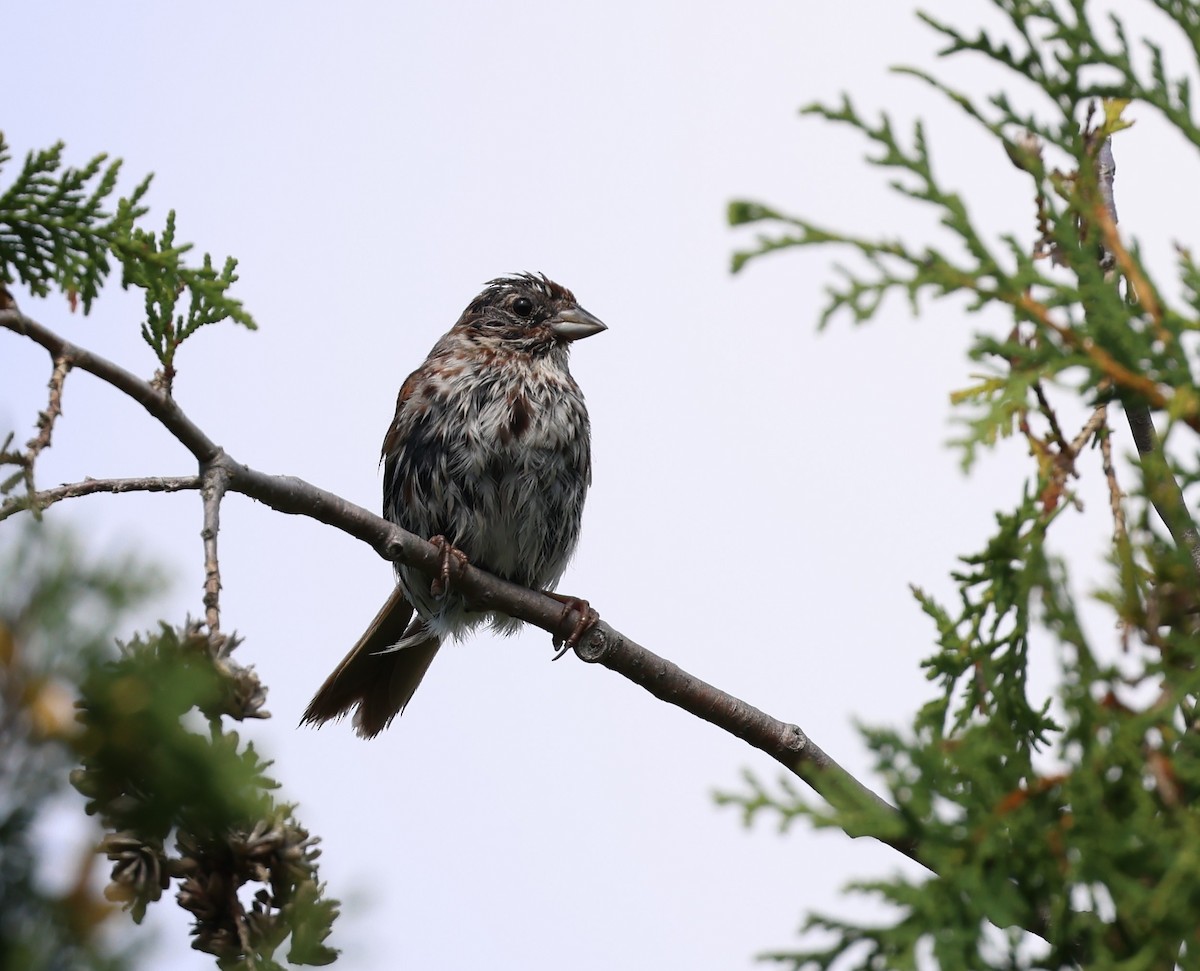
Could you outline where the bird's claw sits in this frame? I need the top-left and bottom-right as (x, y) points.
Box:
(428, 535), (469, 600)
(550, 597), (599, 660)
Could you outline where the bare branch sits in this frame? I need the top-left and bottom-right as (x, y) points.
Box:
(200, 464), (229, 634)
(1031, 378), (1070, 456)
(1, 348), (73, 510)
(26, 355), (71, 461)
(0, 309), (220, 462)
(1097, 406), (1128, 551)
(0, 474), (201, 523)
(1092, 143), (1200, 576)
(573, 624), (921, 862)
(1068, 402), (1109, 458)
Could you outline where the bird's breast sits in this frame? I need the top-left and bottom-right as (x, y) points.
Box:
(386, 352), (591, 597)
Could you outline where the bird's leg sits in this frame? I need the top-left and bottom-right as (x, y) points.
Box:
(428, 535), (469, 600)
(546, 593), (600, 660)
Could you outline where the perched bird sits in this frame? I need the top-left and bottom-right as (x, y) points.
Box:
(302, 273), (606, 737)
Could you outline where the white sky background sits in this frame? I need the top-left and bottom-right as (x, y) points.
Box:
(3, 1), (1198, 968)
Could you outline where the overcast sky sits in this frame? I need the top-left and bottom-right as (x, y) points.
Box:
(4, 2), (1198, 968)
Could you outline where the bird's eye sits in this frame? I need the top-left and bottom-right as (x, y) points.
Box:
(512, 296), (534, 317)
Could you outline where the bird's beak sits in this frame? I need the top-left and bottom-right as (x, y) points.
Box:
(549, 305), (607, 342)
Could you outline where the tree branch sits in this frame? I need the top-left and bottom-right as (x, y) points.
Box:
(0, 307), (918, 866)
(200, 464), (229, 634)
(27, 354), (71, 462)
(1124, 401), (1200, 575)
(1091, 141), (1200, 576)
(1, 309), (220, 462)
(0, 325), (72, 508)
(0, 474), (201, 523)
(572, 625), (920, 860)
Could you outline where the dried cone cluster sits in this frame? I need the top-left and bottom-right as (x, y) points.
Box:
(69, 622), (337, 964)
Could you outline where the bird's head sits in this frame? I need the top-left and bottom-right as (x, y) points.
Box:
(455, 272), (606, 355)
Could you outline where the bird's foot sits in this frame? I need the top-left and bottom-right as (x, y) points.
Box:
(428, 535), (469, 600)
(548, 594), (599, 660)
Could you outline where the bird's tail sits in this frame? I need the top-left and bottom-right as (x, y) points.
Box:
(301, 584), (441, 738)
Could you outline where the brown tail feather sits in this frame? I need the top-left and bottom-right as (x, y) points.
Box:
(301, 585), (441, 738)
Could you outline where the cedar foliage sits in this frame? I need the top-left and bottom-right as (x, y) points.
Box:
(727, 2), (1200, 968)
(0, 138), (337, 969)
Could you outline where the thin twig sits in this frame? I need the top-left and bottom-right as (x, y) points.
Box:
(26, 355), (71, 461)
(1068, 403), (1109, 458)
(1026, 377), (1088, 515)
(1, 353), (73, 509)
(1031, 379), (1071, 456)
(200, 464), (229, 635)
(0, 475), (201, 523)
(1092, 146), (1166, 339)
(1097, 407), (1128, 551)
(1096, 403), (1140, 657)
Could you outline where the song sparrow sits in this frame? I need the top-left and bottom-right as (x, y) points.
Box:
(302, 273), (606, 737)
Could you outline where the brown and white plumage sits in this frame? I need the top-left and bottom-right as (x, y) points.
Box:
(302, 273), (605, 737)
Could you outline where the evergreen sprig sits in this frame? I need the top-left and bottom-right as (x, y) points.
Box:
(71, 620), (338, 968)
(115, 210), (254, 387)
(0, 137), (148, 313)
(0, 132), (256, 385)
(917, 2), (1200, 151)
(725, 1), (1200, 967)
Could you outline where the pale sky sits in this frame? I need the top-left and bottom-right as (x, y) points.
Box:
(3, 2), (1196, 968)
